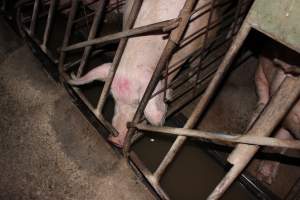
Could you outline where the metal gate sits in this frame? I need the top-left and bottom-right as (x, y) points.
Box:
(14, 0), (300, 199)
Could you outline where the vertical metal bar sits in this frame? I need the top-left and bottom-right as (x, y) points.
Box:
(124, 0), (199, 157)
(152, 21), (252, 181)
(77, 0), (107, 77)
(29, 0), (40, 36)
(208, 76), (300, 200)
(58, 0), (79, 76)
(94, 0), (143, 116)
(229, 0), (243, 38)
(41, 0), (57, 50)
(193, 0), (216, 95)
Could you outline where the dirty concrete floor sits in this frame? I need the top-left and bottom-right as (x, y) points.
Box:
(0, 17), (153, 200)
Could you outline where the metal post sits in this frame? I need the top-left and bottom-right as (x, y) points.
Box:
(41, 0), (57, 51)
(124, 0), (199, 157)
(150, 21), (252, 182)
(29, 0), (40, 36)
(76, 0), (107, 77)
(58, 0), (79, 76)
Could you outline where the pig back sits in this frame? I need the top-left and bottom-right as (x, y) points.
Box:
(117, 0), (190, 76)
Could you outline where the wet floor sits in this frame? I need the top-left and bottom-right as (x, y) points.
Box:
(0, 17), (153, 200)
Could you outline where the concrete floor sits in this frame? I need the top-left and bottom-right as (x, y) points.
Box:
(0, 18), (153, 200)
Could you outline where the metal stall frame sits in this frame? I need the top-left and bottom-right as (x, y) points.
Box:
(122, 0), (300, 200)
(58, 0), (247, 138)
(57, 0), (260, 199)
(15, 0), (295, 199)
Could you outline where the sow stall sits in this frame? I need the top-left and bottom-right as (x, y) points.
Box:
(8, 0), (300, 199)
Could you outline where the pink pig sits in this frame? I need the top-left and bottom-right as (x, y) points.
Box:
(69, 0), (218, 147)
(253, 41), (300, 184)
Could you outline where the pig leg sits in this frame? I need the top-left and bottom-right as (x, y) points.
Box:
(247, 57), (271, 129)
(256, 128), (293, 184)
(68, 63), (111, 85)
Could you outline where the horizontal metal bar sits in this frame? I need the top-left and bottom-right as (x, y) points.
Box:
(62, 19), (179, 52)
(135, 124), (300, 150)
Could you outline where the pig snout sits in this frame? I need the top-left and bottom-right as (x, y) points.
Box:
(108, 103), (137, 147)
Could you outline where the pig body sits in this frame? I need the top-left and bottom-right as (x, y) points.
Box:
(69, 0), (218, 147)
(253, 42), (300, 184)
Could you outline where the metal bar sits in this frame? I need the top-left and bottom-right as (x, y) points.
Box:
(29, 0), (40, 36)
(208, 76), (300, 200)
(129, 152), (171, 200)
(152, 21), (252, 182)
(193, 0), (221, 95)
(76, 0), (107, 77)
(41, 0), (57, 50)
(135, 124), (300, 150)
(70, 86), (119, 136)
(62, 18), (178, 52)
(58, 0), (79, 76)
(94, 0), (143, 128)
(124, 0), (199, 165)
(72, 11), (94, 25)
(63, 49), (107, 71)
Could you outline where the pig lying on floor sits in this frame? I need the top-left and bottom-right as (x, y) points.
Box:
(68, 0), (219, 147)
(252, 41), (300, 184)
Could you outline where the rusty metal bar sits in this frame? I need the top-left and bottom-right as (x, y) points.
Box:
(135, 124), (300, 150)
(76, 0), (107, 77)
(129, 152), (171, 200)
(29, 0), (40, 36)
(124, 0), (199, 161)
(208, 76), (300, 200)
(68, 85), (119, 136)
(58, 0), (79, 76)
(95, 0), (143, 125)
(63, 49), (108, 71)
(41, 0), (57, 50)
(62, 18), (179, 52)
(152, 21), (252, 182)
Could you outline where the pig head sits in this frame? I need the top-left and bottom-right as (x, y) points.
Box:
(68, 63), (167, 147)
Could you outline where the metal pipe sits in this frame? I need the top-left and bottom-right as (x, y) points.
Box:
(63, 49), (107, 71)
(135, 124), (300, 150)
(58, 0), (79, 76)
(129, 152), (171, 200)
(208, 76), (300, 200)
(29, 0), (40, 36)
(152, 22), (252, 182)
(41, 0), (57, 50)
(62, 19), (178, 52)
(77, 0), (107, 77)
(124, 0), (199, 170)
(69, 86), (119, 136)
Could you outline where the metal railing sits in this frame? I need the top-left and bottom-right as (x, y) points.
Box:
(16, 0), (300, 199)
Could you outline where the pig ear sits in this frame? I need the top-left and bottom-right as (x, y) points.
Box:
(144, 94), (167, 126)
(68, 63), (111, 85)
(143, 82), (167, 125)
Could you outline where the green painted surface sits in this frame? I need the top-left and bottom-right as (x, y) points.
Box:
(248, 0), (300, 53)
